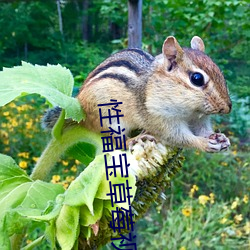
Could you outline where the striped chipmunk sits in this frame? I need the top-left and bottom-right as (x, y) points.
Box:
(43, 36), (232, 153)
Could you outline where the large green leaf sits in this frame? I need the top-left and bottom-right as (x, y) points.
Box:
(20, 181), (64, 213)
(0, 176), (31, 201)
(64, 152), (137, 213)
(56, 205), (80, 250)
(0, 62), (84, 121)
(0, 154), (65, 248)
(63, 154), (105, 214)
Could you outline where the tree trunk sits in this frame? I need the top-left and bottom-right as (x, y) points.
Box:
(128, 0), (142, 49)
(82, 0), (89, 41)
(56, 0), (64, 36)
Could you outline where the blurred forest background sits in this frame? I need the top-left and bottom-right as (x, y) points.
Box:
(0, 0), (249, 249)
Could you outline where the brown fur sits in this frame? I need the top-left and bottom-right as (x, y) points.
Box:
(77, 36), (232, 152)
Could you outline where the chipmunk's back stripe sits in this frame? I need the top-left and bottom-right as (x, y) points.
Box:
(91, 60), (140, 79)
(123, 48), (154, 62)
(96, 73), (130, 85)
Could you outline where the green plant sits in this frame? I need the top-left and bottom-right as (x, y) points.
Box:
(137, 192), (249, 249)
(0, 62), (182, 249)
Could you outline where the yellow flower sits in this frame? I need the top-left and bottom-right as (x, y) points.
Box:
(18, 152), (30, 159)
(63, 182), (69, 189)
(194, 238), (201, 247)
(182, 207), (192, 217)
(0, 130), (8, 138)
(62, 160), (69, 166)
(221, 232), (227, 238)
(231, 198), (240, 209)
(244, 221), (250, 234)
(209, 193), (215, 204)
(236, 229), (242, 237)
(51, 175), (61, 183)
(189, 184), (199, 197)
(3, 111), (9, 116)
(26, 121), (33, 129)
(234, 214), (243, 224)
(26, 239), (32, 244)
(3, 138), (9, 145)
(11, 119), (18, 127)
(9, 102), (16, 108)
(75, 159), (81, 165)
(221, 162), (228, 167)
(198, 195), (210, 206)
(232, 150), (237, 156)
(66, 176), (75, 182)
(19, 161), (28, 169)
(32, 157), (39, 162)
(179, 247), (186, 250)
(243, 195), (248, 204)
(220, 217), (228, 224)
(4, 147), (10, 152)
(70, 165), (77, 172)
(235, 157), (242, 163)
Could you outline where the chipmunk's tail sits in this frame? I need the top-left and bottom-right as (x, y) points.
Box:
(41, 106), (62, 130)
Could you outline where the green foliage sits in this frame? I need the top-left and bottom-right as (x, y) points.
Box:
(137, 196), (249, 249)
(0, 154), (64, 249)
(0, 62), (84, 121)
(136, 139), (250, 249)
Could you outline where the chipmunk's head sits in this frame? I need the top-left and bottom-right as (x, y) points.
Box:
(158, 36), (232, 115)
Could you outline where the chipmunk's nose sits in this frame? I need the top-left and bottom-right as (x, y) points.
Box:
(219, 101), (232, 114)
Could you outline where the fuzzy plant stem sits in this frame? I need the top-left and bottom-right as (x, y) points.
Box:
(11, 126), (102, 249)
(30, 126), (103, 181)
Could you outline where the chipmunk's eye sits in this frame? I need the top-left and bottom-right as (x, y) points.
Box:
(190, 72), (204, 87)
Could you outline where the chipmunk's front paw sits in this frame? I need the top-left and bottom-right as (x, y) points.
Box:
(206, 133), (230, 152)
(127, 134), (156, 152)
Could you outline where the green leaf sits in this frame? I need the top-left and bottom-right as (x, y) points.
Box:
(26, 200), (63, 222)
(56, 205), (80, 250)
(0, 154), (65, 244)
(45, 220), (56, 249)
(64, 154), (105, 214)
(0, 176), (31, 201)
(0, 231), (10, 250)
(79, 199), (103, 226)
(80, 226), (92, 240)
(0, 182), (33, 217)
(66, 142), (96, 166)
(3, 210), (31, 238)
(0, 154), (30, 181)
(20, 181), (64, 213)
(0, 62), (85, 122)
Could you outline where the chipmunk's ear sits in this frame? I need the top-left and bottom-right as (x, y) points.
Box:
(162, 36), (184, 63)
(191, 36), (205, 52)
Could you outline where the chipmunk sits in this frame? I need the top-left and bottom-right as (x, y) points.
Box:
(44, 36), (232, 153)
